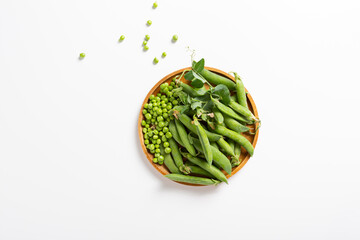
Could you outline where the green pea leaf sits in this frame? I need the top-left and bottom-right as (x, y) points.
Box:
(191, 101), (202, 110)
(212, 84), (230, 105)
(193, 58), (205, 73)
(201, 113), (208, 121)
(180, 105), (190, 114)
(195, 92), (211, 102)
(184, 71), (194, 81)
(191, 78), (204, 88)
(177, 92), (188, 104)
(193, 86), (207, 96)
(203, 100), (214, 112)
(187, 94), (192, 104)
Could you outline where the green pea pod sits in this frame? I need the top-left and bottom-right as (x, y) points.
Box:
(234, 142), (242, 157)
(212, 98), (251, 124)
(165, 174), (220, 186)
(168, 138), (190, 174)
(199, 68), (236, 90)
(217, 138), (235, 157)
(182, 152), (228, 183)
(223, 115), (250, 133)
(179, 82), (204, 97)
(229, 99), (257, 122)
(169, 120), (183, 146)
(191, 137), (232, 175)
(174, 119), (196, 156)
(232, 72), (248, 109)
(228, 139), (235, 152)
(213, 124), (254, 156)
(175, 113), (222, 141)
(231, 142), (242, 167)
(213, 107), (224, 124)
(194, 117), (213, 164)
(160, 145), (180, 174)
(188, 165), (215, 178)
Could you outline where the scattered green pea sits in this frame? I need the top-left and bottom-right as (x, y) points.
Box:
(143, 41), (147, 46)
(119, 35), (125, 41)
(172, 35), (178, 42)
(144, 45), (149, 51)
(153, 57), (159, 64)
(147, 20), (152, 26)
(162, 52), (167, 58)
(153, 1), (158, 8)
(145, 35), (150, 41)
(79, 53), (86, 59)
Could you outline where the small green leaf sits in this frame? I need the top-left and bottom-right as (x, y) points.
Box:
(195, 92), (211, 102)
(191, 101), (202, 110)
(178, 92), (188, 104)
(196, 108), (204, 117)
(191, 79), (204, 88)
(203, 100), (214, 112)
(212, 84), (230, 105)
(193, 86), (207, 96)
(193, 58), (205, 73)
(184, 71), (194, 81)
(187, 94), (192, 104)
(201, 114), (208, 121)
(192, 71), (206, 83)
(180, 105), (190, 114)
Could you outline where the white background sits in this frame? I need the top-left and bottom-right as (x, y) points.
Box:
(1, 0), (360, 239)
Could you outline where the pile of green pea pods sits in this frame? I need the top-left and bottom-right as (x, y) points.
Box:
(141, 67), (260, 186)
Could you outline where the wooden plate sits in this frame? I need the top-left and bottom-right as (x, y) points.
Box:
(138, 67), (260, 186)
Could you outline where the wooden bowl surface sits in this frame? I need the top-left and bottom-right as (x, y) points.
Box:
(138, 67), (260, 186)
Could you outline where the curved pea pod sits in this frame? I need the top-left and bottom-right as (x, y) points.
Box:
(223, 115), (250, 133)
(187, 165), (215, 178)
(160, 145), (180, 174)
(179, 82), (204, 97)
(217, 138), (235, 157)
(174, 119), (196, 156)
(229, 99), (257, 122)
(168, 138), (191, 174)
(232, 72), (248, 109)
(194, 117), (213, 164)
(213, 107), (224, 124)
(165, 174), (220, 186)
(175, 113), (221, 141)
(213, 124), (254, 156)
(199, 68), (236, 90)
(212, 98), (251, 124)
(181, 152), (228, 183)
(169, 120), (183, 146)
(191, 137), (232, 175)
